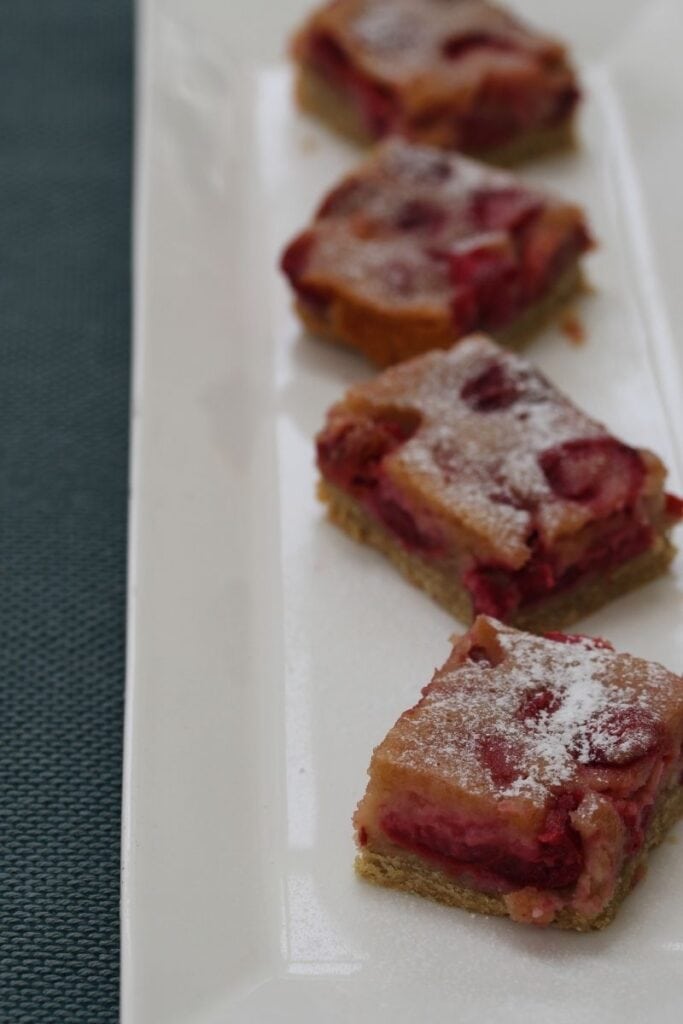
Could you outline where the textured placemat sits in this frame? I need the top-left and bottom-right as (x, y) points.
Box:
(0, 3), (131, 1021)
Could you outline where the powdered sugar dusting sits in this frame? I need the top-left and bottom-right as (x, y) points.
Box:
(352, 6), (423, 55)
(357, 335), (607, 562)
(386, 620), (681, 803)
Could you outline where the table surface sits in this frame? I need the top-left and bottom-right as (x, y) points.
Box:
(0, 3), (131, 1021)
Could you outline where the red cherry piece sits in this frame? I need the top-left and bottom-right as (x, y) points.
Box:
(280, 231), (331, 313)
(544, 632), (614, 652)
(309, 32), (350, 72)
(351, 76), (399, 138)
(317, 415), (415, 490)
(446, 233), (521, 330)
(380, 797), (584, 889)
(538, 792), (582, 845)
(665, 492), (683, 521)
(476, 734), (523, 788)
(464, 566), (520, 619)
(470, 187), (544, 234)
(518, 687), (561, 723)
(460, 362), (519, 412)
(280, 230), (315, 284)
(450, 284), (478, 335)
(549, 84), (581, 125)
(464, 565), (521, 620)
(532, 793), (584, 886)
(575, 707), (663, 767)
(393, 199), (446, 232)
(516, 559), (555, 601)
(539, 438), (645, 518)
(446, 232), (514, 286)
(373, 494), (434, 550)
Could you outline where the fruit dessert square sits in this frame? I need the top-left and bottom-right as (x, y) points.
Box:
(355, 617), (683, 930)
(316, 336), (682, 631)
(281, 139), (592, 367)
(291, 0), (580, 162)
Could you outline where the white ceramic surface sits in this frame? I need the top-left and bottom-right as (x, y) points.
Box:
(123, 2), (683, 1021)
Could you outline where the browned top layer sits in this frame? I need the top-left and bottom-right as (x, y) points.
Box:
(371, 617), (683, 812)
(294, 0), (572, 116)
(326, 334), (665, 565)
(289, 138), (587, 322)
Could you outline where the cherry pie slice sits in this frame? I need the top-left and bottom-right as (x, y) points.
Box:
(291, 0), (580, 163)
(316, 335), (682, 630)
(355, 617), (683, 929)
(281, 139), (592, 367)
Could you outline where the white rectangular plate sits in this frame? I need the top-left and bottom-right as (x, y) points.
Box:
(123, 2), (683, 1021)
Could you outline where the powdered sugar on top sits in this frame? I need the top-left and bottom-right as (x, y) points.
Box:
(348, 334), (609, 563)
(382, 619), (683, 803)
(352, 5), (424, 56)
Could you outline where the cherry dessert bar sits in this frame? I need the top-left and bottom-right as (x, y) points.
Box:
(355, 617), (683, 929)
(291, 0), (580, 162)
(281, 139), (592, 367)
(316, 335), (683, 631)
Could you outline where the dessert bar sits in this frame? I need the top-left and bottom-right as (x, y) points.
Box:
(316, 336), (682, 630)
(281, 139), (592, 367)
(291, 0), (580, 162)
(355, 617), (683, 929)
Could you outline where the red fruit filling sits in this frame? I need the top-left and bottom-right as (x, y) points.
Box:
(392, 198), (447, 233)
(317, 412), (444, 553)
(540, 438), (646, 519)
(317, 415), (415, 490)
(457, 72), (579, 153)
(549, 84), (581, 126)
(613, 795), (655, 856)
(665, 492), (683, 521)
(460, 361), (519, 412)
(280, 231), (331, 315)
(470, 187), (544, 234)
(307, 31), (400, 137)
(440, 206), (588, 332)
(544, 632), (614, 651)
(517, 687), (562, 722)
(380, 792), (584, 890)
(476, 733), (524, 788)
(445, 233), (521, 331)
(464, 519), (653, 619)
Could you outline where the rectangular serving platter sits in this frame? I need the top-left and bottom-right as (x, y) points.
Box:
(123, 2), (683, 1021)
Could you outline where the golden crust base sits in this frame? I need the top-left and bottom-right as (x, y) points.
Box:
(355, 783), (683, 931)
(318, 480), (677, 633)
(295, 64), (577, 166)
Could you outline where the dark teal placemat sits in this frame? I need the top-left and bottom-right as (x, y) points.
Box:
(0, 2), (131, 1020)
